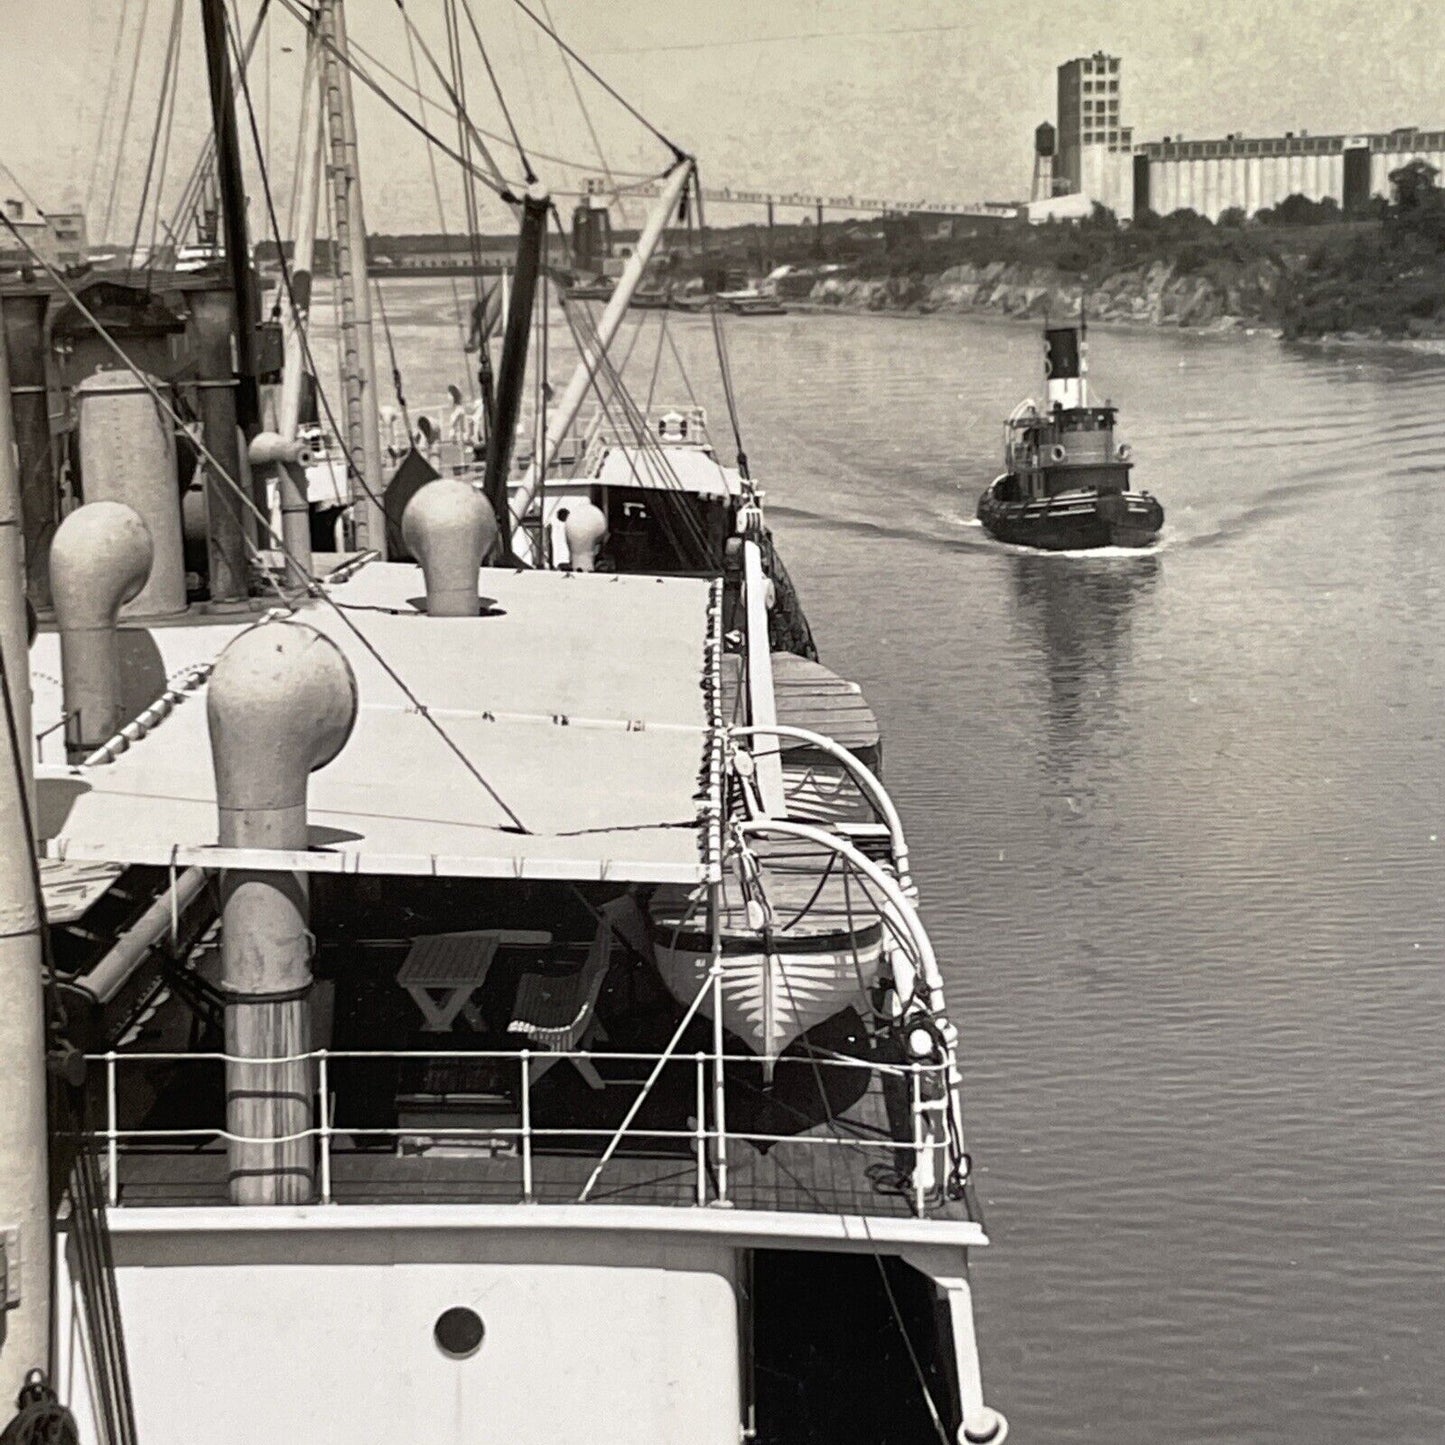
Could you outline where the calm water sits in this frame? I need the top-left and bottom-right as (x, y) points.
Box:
(323, 285), (1445, 1444)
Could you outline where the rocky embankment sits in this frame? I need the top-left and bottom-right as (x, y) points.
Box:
(808, 256), (1292, 331)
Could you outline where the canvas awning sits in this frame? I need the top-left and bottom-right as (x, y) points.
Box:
(36, 563), (722, 884)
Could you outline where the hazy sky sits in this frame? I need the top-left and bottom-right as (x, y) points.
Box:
(2, 0), (1443, 240)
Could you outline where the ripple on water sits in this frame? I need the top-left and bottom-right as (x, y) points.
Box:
(311, 289), (1445, 1445)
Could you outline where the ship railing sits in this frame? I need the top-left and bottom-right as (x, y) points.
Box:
(88, 1045), (963, 1220)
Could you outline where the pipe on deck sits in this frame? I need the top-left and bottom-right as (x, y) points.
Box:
(77, 867), (208, 1007)
(49, 502), (153, 763)
(207, 618), (356, 1204)
(249, 431), (316, 588)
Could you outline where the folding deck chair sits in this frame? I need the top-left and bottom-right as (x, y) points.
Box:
(508, 899), (638, 1090)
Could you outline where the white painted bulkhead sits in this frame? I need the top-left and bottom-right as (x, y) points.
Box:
(56, 1213), (744, 1444)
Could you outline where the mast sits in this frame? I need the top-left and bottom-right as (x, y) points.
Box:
(0, 294), (49, 1407)
(277, 20), (325, 441)
(317, 0), (386, 555)
(200, 0), (260, 436)
(483, 185), (550, 562)
(0, 298), (32, 819)
(509, 156), (693, 559)
(198, 0), (260, 599)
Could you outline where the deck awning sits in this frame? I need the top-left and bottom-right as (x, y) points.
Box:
(595, 446), (741, 499)
(35, 564), (722, 884)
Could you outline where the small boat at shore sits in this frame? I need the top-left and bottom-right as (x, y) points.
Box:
(977, 322), (1163, 550)
(672, 290), (787, 316)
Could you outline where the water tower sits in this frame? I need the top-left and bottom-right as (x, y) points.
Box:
(571, 176), (613, 276)
(1032, 121), (1057, 203)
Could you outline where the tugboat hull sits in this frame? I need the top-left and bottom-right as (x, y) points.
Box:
(978, 477), (1163, 551)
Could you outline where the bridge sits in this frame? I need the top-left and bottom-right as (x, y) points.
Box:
(557, 180), (1021, 223)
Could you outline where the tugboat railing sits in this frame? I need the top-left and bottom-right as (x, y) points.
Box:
(89, 1045), (957, 1218)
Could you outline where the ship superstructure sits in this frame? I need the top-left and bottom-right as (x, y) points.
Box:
(0, 4), (1006, 1442)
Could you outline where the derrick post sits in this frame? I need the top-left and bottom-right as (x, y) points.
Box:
(0, 304), (49, 1401)
(483, 185), (550, 562)
(317, 0), (386, 554)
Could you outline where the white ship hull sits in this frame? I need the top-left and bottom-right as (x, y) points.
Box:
(56, 1203), (990, 1445)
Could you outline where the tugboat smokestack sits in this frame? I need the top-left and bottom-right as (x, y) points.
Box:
(207, 617), (357, 1203)
(50, 501), (154, 763)
(401, 479), (497, 616)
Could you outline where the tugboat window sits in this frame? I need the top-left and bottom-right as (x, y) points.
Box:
(435, 1307), (486, 1359)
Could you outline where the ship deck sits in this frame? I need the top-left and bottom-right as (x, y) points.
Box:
(104, 1070), (976, 1226)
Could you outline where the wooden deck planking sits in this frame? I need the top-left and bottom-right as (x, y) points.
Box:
(721, 652), (880, 755)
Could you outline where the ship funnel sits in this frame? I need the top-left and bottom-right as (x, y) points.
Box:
(401, 479), (497, 616)
(50, 501), (154, 762)
(207, 617), (357, 1204)
(562, 500), (608, 572)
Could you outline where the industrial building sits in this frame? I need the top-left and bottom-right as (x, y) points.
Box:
(0, 199), (87, 274)
(1045, 52), (1445, 222)
(1134, 129), (1445, 220)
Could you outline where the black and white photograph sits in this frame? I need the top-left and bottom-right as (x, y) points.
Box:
(0, 2), (1439, 1441)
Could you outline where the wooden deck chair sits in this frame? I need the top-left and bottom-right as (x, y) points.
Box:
(509, 903), (627, 1091)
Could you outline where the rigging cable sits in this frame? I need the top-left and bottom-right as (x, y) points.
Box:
(538, 0), (624, 224)
(442, 0), (486, 300)
(504, 0), (686, 161)
(643, 307), (669, 418)
(401, 14), (475, 392)
(224, 13), (533, 831)
(558, 298), (718, 570)
(99, 0), (154, 248)
(694, 174), (750, 477)
(266, 0), (523, 203)
(0, 211), (529, 838)
(732, 833), (953, 1444)
(82, 7), (131, 222)
(387, 0), (517, 199)
(533, 252), (550, 560)
(0, 639), (133, 1445)
(126, 0), (186, 279)
(162, 1), (271, 263)
(143, 0), (187, 282)
(458, 0), (536, 183)
(372, 278), (411, 433)
(556, 301), (703, 565)
(272, 0), (659, 184)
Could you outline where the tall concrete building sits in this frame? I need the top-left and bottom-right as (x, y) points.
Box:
(1055, 53), (1134, 216)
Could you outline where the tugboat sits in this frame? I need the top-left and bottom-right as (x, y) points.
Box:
(977, 322), (1163, 550)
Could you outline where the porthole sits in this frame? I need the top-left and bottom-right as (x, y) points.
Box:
(434, 1306), (485, 1359)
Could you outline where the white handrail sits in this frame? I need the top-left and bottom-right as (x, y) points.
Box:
(733, 819), (939, 999)
(740, 541), (786, 817)
(731, 818), (970, 1189)
(725, 723), (913, 894)
(90, 1043), (952, 1215)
